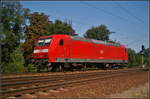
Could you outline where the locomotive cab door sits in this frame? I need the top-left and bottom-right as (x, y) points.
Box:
(58, 38), (70, 60)
(58, 39), (65, 58)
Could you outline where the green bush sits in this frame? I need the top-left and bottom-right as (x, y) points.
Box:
(27, 64), (37, 72)
(1, 46), (26, 73)
(127, 48), (149, 68)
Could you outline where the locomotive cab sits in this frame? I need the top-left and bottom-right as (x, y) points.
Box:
(31, 34), (70, 71)
(32, 36), (52, 65)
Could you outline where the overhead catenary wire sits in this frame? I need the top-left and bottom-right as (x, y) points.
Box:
(79, 1), (148, 48)
(80, 2), (138, 25)
(80, 1), (148, 31)
(115, 2), (145, 24)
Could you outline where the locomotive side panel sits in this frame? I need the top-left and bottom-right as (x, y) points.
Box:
(94, 43), (106, 60)
(106, 45), (121, 60)
(32, 34), (128, 64)
(70, 40), (96, 59)
(93, 43), (127, 62)
(69, 39), (127, 63)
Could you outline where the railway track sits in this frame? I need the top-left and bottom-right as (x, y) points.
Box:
(1, 67), (143, 79)
(0, 68), (148, 98)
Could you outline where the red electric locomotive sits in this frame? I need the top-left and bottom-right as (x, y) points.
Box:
(32, 34), (128, 71)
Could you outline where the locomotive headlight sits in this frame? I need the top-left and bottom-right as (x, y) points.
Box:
(33, 49), (40, 53)
(41, 49), (48, 53)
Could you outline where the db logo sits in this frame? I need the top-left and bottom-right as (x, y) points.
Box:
(100, 50), (104, 54)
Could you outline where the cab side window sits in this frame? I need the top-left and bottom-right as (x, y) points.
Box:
(59, 39), (64, 46)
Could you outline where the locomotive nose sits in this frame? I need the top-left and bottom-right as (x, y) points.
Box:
(32, 48), (49, 59)
(33, 48), (48, 53)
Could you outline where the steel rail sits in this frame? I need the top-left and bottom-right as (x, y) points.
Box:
(1, 69), (142, 90)
(1, 67), (143, 80)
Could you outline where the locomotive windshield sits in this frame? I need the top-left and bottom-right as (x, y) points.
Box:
(36, 37), (52, 46)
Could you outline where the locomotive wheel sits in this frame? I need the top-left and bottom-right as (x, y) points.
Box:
(37, 65), (41, 72)
(64, 63), (75, 71)
(51, 63), (64, 72)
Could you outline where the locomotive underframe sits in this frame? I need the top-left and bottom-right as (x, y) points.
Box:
(55, 58), (128, 63)
(32, 58), (128, 72)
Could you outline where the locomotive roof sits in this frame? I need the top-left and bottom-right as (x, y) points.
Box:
(71, 36), (121, 47)
(38, 34), (122, 47)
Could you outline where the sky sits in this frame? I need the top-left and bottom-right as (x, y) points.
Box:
(21, 1), (149, 52)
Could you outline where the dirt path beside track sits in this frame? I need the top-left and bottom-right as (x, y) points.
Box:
(108, 82), (149, 98)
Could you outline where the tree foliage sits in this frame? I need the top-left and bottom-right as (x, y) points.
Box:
(21, 36), (39, 65)
(127, 48), (149, 67)
(84, 24), (111, 41)
(25, 12), (51, 40)
(143, 48), (150, 57)
(1, 46), (26, 73)
(0, 1), (29, 73)
(48, 20), (75, 35)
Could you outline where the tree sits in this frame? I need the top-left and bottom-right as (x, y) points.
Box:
(144, 48), (150, 66)
(21, 36), (39, 65)
(84, 24), (111, 41)
(22, 12), (51, 65)
(25, 12), (51, 40)
(0, 1), (29, 73)
(127, 48), (148, 67)
(127, 48), (137, 67)
(48, 20), (75, 35)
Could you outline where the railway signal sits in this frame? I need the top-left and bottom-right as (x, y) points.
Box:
(142, 45), (145, 51)
(140, 45), (145, 68)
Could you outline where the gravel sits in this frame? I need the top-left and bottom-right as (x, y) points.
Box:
(108, 82), (149, 98)
(21, 71), (149, 98)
